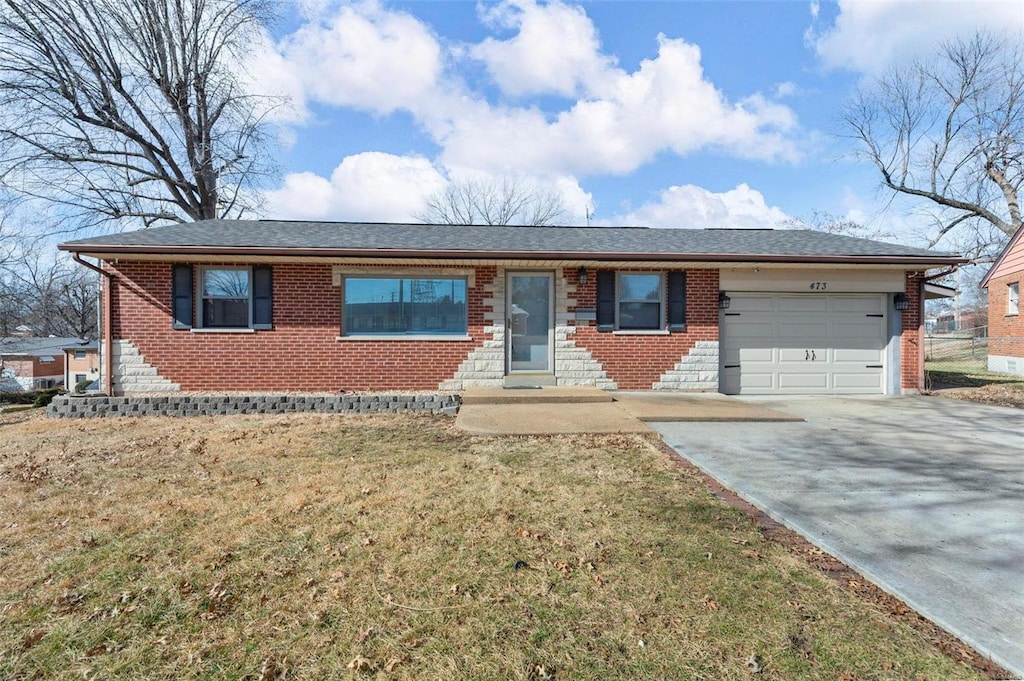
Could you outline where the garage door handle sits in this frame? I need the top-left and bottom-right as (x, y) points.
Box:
(865, 364), (882, 368)
(866, 314), (883, 318)
(724, 364), (740, 369)
(724, 312), (741, 316)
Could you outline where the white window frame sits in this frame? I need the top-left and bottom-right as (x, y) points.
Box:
(1009, 282), (1020, 316)
(340, 274), (470, 337)
(74, 349), (87, 360)
(196, 266), (253, 329)
(615, 272), (665, 331)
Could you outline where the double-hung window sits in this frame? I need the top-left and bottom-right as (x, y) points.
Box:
(342, 276), (468, 336)
(201, 267), (251, 328)
(1009, 282), (1020, 315)
(616, 273), (663, 330)
(170, 264), (272, 330)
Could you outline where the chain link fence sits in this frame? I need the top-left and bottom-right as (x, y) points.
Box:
(925, 330), (1024, 390)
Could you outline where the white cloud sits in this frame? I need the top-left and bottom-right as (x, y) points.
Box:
(272, 1), (443, 115)
(811, 0), (1024, 73)
(262, 152), (447, 222)
(809, 0), (820, 20)
(471, 0), (614, 97)
(438, 34), (800, 175)
(262, 154), (595, 225)
(612, 183), (792, 230)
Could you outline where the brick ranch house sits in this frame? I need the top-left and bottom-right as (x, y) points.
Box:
(58, 220), (964, 396)
(0, 337), (87, 391)
(981, 226), (1024, 376)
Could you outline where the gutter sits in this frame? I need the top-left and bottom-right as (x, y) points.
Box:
(71, 253), (114, 396)
(57, 243), (967, 267)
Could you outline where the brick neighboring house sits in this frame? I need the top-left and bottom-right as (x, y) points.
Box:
(59, 221), (963, 396)
(64, 341), (100, 390)
(981, 227), (1024, 376)
(0, 337), (86, 391)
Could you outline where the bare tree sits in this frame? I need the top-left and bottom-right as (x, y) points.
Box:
(843, 31), (1023, 261)
(0, 0), (279, 232)
(784, 210), (896, 242)
(417, 176), (568, 226)
(0, 238), (98, 338)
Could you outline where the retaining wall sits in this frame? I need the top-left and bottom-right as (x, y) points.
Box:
(47, 394), (461, 418)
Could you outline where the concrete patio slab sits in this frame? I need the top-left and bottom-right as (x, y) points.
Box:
(654, 395), (1024, 678)
(456, 401), (653, 435)
(461, 385), (612, 405)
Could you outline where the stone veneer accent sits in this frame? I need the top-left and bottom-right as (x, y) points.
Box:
(47, 393), (460, 418)
(652, 340), (719, 391)
(440, 269), (615, 390)
(110, 339), (180, 394)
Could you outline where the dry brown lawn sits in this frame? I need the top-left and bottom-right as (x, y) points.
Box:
(0, 411), (984, 680)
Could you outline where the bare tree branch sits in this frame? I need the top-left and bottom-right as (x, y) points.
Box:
(842, 30), (1023, 262)
(0, 0), (280, 234)
(416, 177), (568, 226)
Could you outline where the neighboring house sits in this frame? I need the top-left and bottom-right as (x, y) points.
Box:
(0, 337), (85, 391)
(64, 341), (100, 390)
(981, 227), (1024, 376)
(59, 221), (963, 396)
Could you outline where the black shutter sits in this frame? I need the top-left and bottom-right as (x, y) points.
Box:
(667, 271), (687, 332)
(171, 264), (193, 329)
(252, 265), (273, 329)
(596, 270), (615, 332)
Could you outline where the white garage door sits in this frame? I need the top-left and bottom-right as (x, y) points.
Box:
(721, 294), (887, 395)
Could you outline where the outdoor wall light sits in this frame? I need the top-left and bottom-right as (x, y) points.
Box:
(894, 292), (911, 311)
(577, 267), (588, 284)
(718, 291), (731, 310)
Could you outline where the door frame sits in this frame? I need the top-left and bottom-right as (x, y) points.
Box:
(506, 271), (556, 375)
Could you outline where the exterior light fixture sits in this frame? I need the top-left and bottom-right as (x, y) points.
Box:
(894, 292), (911, 311)
(718, 291), (731, 310)
(577, 267), (588, 284)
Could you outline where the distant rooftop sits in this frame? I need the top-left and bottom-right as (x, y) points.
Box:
(0, 337), (89, 356)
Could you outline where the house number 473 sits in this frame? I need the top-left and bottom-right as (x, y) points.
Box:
(809, 282), (827, 290)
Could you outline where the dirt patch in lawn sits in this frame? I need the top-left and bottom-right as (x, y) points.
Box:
(0, 412), (994, 679)
(929, 384), (1024, 410)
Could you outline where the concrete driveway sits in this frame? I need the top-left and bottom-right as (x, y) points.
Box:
(653, 395), (1024, 677)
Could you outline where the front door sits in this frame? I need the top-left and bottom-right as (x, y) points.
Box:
(507, 272), (554, 373)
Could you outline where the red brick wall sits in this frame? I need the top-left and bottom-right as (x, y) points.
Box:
(987, 272), (1024, 358)
(901, 272), (924, 390)
(2, 356), (64, 380)
(569, 268), (720, 390)
(107, 262), (493, 391)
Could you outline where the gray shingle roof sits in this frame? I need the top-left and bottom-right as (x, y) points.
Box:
(60, 220), (961, 261)
(0, 337), (87, 356)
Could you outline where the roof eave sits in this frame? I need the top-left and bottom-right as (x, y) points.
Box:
(979, 227), (1024, 288)
(59, 243), (965, 267)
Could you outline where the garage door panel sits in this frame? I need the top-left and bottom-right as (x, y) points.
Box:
(737, 347), (774, 362)
(778, 323), (829, 339)
(834, 347), (883, 362)
(832, 297), (884, 313)
(731, 297), (776, 312)
(833, 372), (884, 390)
(779, 297), (829, 312)
(779, 373), (830, 389)
(834, 321), (886, 339)
(722, 294), (887, 395)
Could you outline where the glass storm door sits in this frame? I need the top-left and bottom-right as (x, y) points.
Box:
(507, 272), (554, 373)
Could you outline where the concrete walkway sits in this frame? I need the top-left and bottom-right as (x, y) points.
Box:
(455, 388), (798, 435)
(654, 396), (1024, 678)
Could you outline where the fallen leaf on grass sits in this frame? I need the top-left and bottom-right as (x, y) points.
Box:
(702, 595), (720, 611)
(384, 656), (408, 672)
(21, 630), (45, 649)
(741, 550), (762, 560)
(745, 653), (763, 673)
(347, 655), (376, 672)
(258, 657), (289, 680)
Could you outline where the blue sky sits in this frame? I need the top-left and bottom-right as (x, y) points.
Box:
(249, 0), (1023, 245)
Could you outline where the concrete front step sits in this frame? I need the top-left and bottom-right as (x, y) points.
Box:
(462, 385), (613, 405)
